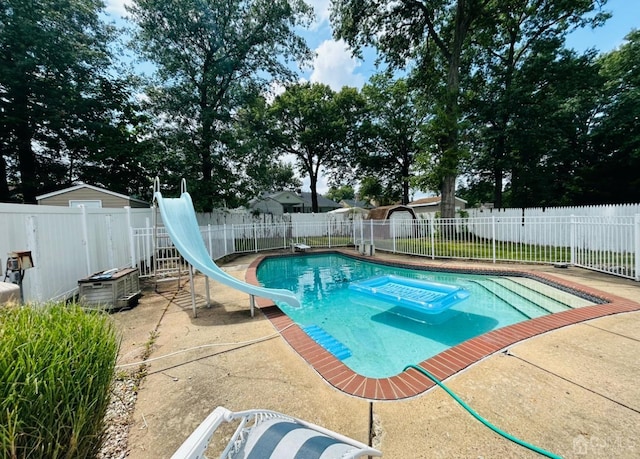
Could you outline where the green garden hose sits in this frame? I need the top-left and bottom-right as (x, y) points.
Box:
(404, 364), (562, 459)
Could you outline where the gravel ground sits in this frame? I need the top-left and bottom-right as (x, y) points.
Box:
(98, 368), (145, 459)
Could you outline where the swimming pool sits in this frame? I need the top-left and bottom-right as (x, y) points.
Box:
(256, 253), (596, 378)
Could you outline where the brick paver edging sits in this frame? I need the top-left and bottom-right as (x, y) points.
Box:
(245, 250), (640, 401)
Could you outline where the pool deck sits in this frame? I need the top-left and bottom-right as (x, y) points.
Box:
(117, 249), (640, 458)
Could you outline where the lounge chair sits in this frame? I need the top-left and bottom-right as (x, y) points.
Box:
(291, 242), (311, 253)
(172, 406), (382, 458)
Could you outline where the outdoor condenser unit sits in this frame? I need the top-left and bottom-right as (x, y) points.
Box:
(78, 267), (141, 311)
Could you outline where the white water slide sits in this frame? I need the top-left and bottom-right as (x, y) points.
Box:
(153, 182), (300, 317)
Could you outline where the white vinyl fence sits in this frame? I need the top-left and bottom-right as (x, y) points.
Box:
(2, 202), (639, 304)
(358, 215), (639, 280)
(0, 203), (152, 303)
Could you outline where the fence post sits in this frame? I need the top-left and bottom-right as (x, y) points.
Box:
(253, 223), (258, 253)
(429, 217), (435, 260)
(635, 214), (640, 281)
(392, 219), (396, 253)
(207, 224), (213, 258)
(224, 224), (228, 256)
(25, 215), (41, 302)
(145, 217), (152, 274)
(231, 225), (236, 253)
(369, 219), (374, 246)
(353, 219), (357, 246)
(105, 214), (115, 268)
(492, 216), (496, 263)
(283, 222), (286, 249)
(328, 219), (331, 248)
(80, 205), (92, 275)
(570, 214), (576, 266)
(126, 206), (136, 268)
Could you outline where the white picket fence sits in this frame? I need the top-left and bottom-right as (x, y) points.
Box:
(468, 203), (640, 218)
(1, 202), (639, 304)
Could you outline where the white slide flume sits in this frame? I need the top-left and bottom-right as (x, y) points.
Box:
(153, 190), (300, 309)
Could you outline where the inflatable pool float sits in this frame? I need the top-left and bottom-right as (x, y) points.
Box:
(349, 275), (470, 314)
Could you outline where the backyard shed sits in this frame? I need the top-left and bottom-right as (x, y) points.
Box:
(365, 205), (417, 220)
(36, 184), (149, 208)
(408, 196), (467, 216)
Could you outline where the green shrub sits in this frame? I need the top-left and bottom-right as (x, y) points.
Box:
(0, 303), (120, 459)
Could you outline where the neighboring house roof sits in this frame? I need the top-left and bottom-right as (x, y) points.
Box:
(366, 205), (417, 220)
(299, 192), (341, 210)
(340, 199), (375, 209)
(36, 184), (149, 206)
(250, 191), (305, 206)
(250, 191), (340, 213)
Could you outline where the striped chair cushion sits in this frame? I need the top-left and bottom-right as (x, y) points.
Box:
(237, 419), (359, 459)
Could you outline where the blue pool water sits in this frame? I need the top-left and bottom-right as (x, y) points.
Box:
(256, 254), (577, 378)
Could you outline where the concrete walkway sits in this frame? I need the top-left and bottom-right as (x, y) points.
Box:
(114, 253), (640, 458)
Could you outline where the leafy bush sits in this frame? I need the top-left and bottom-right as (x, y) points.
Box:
(0, 303), (119, 458)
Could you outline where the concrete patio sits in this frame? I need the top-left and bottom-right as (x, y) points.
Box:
(113, 251), (640, 458)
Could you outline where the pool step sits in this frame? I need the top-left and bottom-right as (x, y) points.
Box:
(301, 325), (352, 361)
(494, 277), (576, 313)
(503, 277), (595, 309)
(470, 279), (551, 319)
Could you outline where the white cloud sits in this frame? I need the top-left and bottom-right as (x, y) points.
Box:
(302, 174), (330, 194)
(310, 40), (365, 91)
(263, 80), (288, 104)
(306, 0), (331, 30)
(104, 0), (130, 17)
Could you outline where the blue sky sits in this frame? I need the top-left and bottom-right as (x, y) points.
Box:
(104, 0), (638, 194)
(105, 0), (638, 91)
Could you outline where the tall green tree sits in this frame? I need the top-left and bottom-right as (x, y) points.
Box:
(331, 0), (612, 215)
(358, 176), (397, 206)
(360, 74), (430, 205)
(332, 0), (487, 217)
(128, 0), (313, 211)
(73, 95), (160, 201)
(583, 30), (640, 203)
(267, 83), (366, 212)
(0, 0), (124, 202)
(326, 185), (355, 203)
(232, 95), (302, 196)
(468, 0), (609, 207)
(508, 48), (602, 207)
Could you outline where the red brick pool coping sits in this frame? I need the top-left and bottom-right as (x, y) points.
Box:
(245, 250), (640, 401)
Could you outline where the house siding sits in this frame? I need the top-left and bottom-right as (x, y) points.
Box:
(38, 189), (147, 208)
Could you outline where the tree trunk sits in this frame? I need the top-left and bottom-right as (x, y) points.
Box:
(401, 153), (410, 205)
(200, 92), (215, 212)
(309, 173), (319, 213)
(493, 165), (503, 208)
(439, 0), (468, 218)
(14, 89), (38, 203)
(492, 33), (517, 209)
(441, 174), (457, 218)
(0, 154), (10, 201)
(492, 125), (507, 208)
(200, 150), (214, 211)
